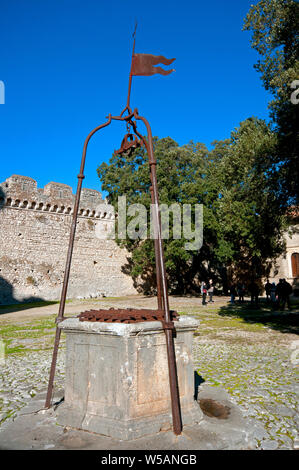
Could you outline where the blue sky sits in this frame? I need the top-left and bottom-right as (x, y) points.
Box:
(0, 0), (272, 196)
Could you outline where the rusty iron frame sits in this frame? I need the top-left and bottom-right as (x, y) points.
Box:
(45, 30), (182, 436)
(77, 308), (179, 324)
(45, 109), (183, 435)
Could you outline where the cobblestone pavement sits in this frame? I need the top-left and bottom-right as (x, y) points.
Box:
(193, 340), (299, 450)
(0, 296), (298, 450)
(0, 351), (65, 423)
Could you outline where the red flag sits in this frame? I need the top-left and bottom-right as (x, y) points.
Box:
(131, 54), (175, 76)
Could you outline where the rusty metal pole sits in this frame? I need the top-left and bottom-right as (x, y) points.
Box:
(45, 116), (112, 409)
(149, 156), (163, 310)
(150, 185), (163, 310)
(127, 120), (163, 310)
(134, 110), (182, 435)
(110, 114), (164, 310)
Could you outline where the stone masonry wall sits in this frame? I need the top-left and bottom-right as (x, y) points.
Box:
(0, 175), (136, 304)
(269, 226), (299, 291)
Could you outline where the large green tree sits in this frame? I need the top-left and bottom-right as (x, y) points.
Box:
(96, 1), (298, 294)
(207, 117), (287, 285)
(97, 137), (211, 294)
(97, 121), (286, 293)
(243, 0), (299, 204)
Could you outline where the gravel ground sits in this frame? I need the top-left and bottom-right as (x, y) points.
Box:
(0, 296), (298, 450)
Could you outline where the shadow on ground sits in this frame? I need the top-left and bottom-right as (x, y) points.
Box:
(218, 298), (299, 335)
(194, 371), (205, 401)
(0, 296), (58, 315)
(0, 187), (59, 314)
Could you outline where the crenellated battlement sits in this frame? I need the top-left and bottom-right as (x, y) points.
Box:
(0, 175), (115, 220)
(0, 174), (135, 304)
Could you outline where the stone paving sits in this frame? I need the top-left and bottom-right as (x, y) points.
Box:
(0, 351), (65, 424)
(193, 340), (299, 449)
(0, 296), (298, 450)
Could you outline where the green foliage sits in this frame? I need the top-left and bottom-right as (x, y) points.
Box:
(208, 118), (286, 282)
(243, 0), (299, 203)
(98, 138), (210, 293)
(98, 124), (286, 293)
(97, 1), (297, 293)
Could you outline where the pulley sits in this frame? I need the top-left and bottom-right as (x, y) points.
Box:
(114, 133), (142, 155)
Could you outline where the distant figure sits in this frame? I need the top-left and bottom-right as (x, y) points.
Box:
(237, 282), (245, 303)
(201, 281), (207, 305)
(248, 280), (259, 307)
(270, 282), (276, 306)
(208, 279), (214, 303)
(230, 284), (237, 304)
(275, 279), (284, 309)
(278, 278), (292, 310)
(264, 279), (272, 302)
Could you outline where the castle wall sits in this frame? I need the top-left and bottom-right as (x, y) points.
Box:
(0, 175), (136, 304)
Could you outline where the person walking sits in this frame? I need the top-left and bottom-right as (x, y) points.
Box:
(248, 280), (259, 307)
(275, 279), (284, 309)
(264, 279), (272, 302)
(270, 282), (276, 306)
(230, 284), (237, 304)
(208, 279), (214, 303)
(201, 281), (207, 305)
(280, 279), (292, 311)
(237, 282), (245, 303)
